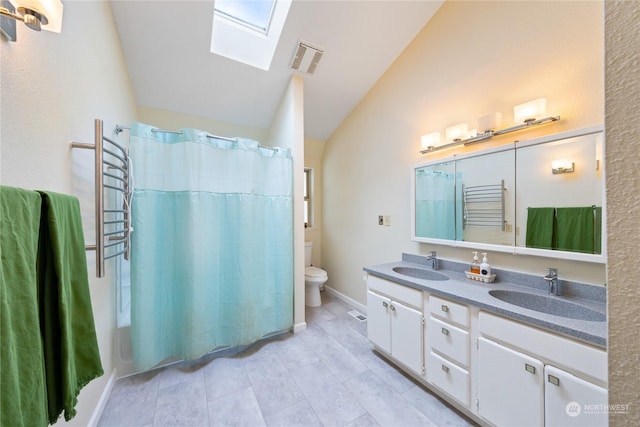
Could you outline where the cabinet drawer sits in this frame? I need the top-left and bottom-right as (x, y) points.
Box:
(428, 295), (469, 328)
(368, 275), (422, 309)
(428, 317), (470, 367)
(427, 351), (470, 407)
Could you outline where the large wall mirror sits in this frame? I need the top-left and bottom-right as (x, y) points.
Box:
(411, 126), (605, 263)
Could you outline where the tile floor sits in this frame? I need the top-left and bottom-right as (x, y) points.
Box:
(98, 292), (476, 427)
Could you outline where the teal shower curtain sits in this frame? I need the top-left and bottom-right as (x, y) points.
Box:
(415, 169), (462, 240)
(129, 122), (293, 371)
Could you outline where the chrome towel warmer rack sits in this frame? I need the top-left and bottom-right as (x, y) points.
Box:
(71, 119), (131, 278)
(462, 180), (506, 231)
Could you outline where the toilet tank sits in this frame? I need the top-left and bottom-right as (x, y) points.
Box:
(305, 241), (313, 267)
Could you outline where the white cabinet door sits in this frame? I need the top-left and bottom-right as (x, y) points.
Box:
(367, 290), (391, 353)
(477, 337), (544, 427)
(545, 365), (608, 427)
(391, 300), (424, 375)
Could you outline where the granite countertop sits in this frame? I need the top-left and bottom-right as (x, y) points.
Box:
(363, 257), (607, 348)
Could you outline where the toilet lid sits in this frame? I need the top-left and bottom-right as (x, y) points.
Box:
(305, 266), (327, 278)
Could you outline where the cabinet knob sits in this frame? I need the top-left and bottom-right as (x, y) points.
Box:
(548, 374), (560, 386)
(441, 364), (450, 373)
(441, 305), (449, 313)
(441, 327), (450, 336)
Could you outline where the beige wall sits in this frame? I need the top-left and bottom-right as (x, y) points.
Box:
(266, 75), (306, 330)
(322, 1), (605, 306)
(304, 137), (325, 267)
(0, 1), (137, 425)
(605, 1), (640, 423)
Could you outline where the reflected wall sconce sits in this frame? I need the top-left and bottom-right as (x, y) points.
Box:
(551, 159), (575, 174)
(0, 0), (63, 41)
(420, 98), (560, 155)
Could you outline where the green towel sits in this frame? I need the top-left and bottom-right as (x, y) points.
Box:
(525, 207), (556, 250)
(1, 186), (49, 427)
(595, 206), (602, 254)
(37, 191), (104, 423)
(556, 206), (597, 254)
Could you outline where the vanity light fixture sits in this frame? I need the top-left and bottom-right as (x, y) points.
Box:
(514, 98), (547, 124)
(551, 159), (575, 174)
(0, 0), (63, 40)
(420, 98), (560, 155)
(421, 132), (441, 151)
(477, 112), (502, 134)
(445, 123), (468, 143)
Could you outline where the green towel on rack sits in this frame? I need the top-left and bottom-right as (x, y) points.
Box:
(37, 191), (104, 423)
(556, 206), (597, 254)
(0, 186), (49, 427)
(525, 207), (556, 250)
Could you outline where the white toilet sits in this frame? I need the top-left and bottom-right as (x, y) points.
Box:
(304, 241), (328, 307)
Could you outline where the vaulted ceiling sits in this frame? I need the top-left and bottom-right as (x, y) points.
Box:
(110, 1), (444, 141)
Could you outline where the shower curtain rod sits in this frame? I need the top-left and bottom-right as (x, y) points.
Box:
(115, 125), (278, 151)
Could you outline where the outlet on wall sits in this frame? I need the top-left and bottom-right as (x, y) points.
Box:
(383, 215), (391, 226)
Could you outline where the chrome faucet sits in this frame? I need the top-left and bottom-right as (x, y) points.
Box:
(544, 268), (559, 296)
(426, 251), (438, 270)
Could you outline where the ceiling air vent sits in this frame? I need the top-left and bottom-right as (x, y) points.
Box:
(290, 40), (324, 75)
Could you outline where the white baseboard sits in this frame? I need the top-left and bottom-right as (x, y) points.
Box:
(324, 286), (367, 315)
(87, 369), (117, 427)
(293, 322), (307, 333)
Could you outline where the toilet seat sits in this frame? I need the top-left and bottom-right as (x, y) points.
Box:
(305, 266), (327, 279)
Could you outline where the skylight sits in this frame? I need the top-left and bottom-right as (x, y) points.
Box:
(211, 0), (292, 71)
(215, 0), (275, 34)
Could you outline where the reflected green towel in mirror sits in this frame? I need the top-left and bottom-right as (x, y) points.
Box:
(556, 206), (598, 254)
(525, 207), (555, 250)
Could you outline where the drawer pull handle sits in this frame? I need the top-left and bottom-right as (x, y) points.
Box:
(441, 305), (449, 313)
(382, 301), (388, 308)
(525, 363), (536, 374)
(441, 364), (449, 373)
(441, 327), (450, 336)
(548, 375), (560, 386)
(390, 304), (396, 312)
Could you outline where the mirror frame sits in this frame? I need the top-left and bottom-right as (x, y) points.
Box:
(411, 125), (606, 264)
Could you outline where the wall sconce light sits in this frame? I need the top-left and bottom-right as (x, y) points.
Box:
(445, 123), (468, 143)
(420, 97), (560, 155)
(0, 0), (63, 40)
(514, 98), (547, 124)
(551, 159), (575, 174)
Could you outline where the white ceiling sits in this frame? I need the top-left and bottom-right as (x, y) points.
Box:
(110, 1), (444, 141)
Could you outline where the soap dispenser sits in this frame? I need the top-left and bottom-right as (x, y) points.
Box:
(470, 252), (480, 274)
(480, 253), (491, 276)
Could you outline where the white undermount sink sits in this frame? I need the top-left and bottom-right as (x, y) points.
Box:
(392, 266), (449, 281)
(488, 290), (606, 322)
